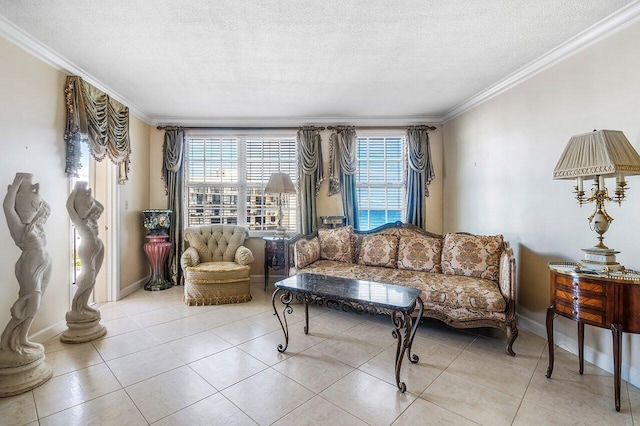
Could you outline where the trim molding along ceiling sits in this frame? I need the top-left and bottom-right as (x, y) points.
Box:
(0, 14), (151, 123)
(2, 2), (640, 126)
(151, 116), (442, 128)
(441, 0), (640, 122)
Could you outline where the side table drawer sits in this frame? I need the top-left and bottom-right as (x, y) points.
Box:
(555, 300), (606, 326)
(554, 288), (605, 309)
(266, 240), (285, 251)
(555, 274), (604, 294)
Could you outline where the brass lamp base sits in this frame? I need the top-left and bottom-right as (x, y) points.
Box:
(274, 227), (288, 238)
(579, 247), (622, 272)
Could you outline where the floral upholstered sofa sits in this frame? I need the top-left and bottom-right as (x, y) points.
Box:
(288, 222), (518, 355)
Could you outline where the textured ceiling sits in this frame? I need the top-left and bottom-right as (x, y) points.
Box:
(0, 1), (634, 124)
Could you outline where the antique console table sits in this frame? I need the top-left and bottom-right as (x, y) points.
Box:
(546, 262), (640, 411)
(272, 273), (424, 392)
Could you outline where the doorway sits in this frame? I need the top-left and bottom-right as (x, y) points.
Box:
(70, 150), (117, 305)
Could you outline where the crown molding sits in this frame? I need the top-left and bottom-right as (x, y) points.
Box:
(0, 15), (152, 123)
(151, 115), (442, 128)
(440, 0), (640, 123)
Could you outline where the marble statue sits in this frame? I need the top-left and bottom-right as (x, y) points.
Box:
(60, 181), (107, 343)
(0, 173), (53, 396)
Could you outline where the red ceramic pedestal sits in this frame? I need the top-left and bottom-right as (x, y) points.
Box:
(144, 235), (173, 291)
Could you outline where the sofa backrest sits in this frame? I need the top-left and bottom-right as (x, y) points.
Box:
(183, 225), (249, 263)
(292, 222), (506, 283)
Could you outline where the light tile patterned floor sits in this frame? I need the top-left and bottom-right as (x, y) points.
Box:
(1, 282), (638, 425)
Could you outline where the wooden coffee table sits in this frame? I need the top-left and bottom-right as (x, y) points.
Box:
(271, 273), (424, 392)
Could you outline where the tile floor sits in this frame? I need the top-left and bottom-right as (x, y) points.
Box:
(1, 282), (638, 425)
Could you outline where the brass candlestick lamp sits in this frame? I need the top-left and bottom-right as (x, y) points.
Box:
(554, 130), (640, 271)
(264, 172), (296, 237)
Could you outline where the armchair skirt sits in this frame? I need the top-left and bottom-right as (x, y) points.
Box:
(184, 262), (251, 306)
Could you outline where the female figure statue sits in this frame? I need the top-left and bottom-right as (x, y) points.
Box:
(1, 173), (52, 359)
(65, 182), (104, 323)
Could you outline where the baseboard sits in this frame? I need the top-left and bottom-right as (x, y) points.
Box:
(517, 313), (640, 389)
(119, 275), (149, 300)
(30, 320), (67, 344)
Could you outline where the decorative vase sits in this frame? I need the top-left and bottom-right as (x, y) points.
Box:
(142, 209), (173, 291)
(142, 209), (172, 236)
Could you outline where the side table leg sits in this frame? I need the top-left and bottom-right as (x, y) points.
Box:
(545, 304), (555, 378)
(406, 297), (424, 364)
(578, 322), (585, 375)
(391, 310), (411, 393)
(272, 289), (293, 353)
(612, 323), (623, 412)
(264, 261), (269, 292)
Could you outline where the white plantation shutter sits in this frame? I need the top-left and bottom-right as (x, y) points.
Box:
(186, 135), (297, 231)
(356, 136), (405, 230)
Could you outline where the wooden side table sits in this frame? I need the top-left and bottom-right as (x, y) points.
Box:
(263, 236), (290, 291)
(546, 262), (640, 411)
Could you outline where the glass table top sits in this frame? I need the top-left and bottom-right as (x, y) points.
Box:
(275, 273), (421, 310)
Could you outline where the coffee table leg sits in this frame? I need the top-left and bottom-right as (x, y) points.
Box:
(406, 297), (423, 364)
(272, 289), (293, 353)
(304, 294), (310, 335)
(392, 310), (412, 392)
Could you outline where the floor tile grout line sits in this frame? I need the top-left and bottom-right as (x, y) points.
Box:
(36, 388), (127, 422)
(508, 340), (546, 425)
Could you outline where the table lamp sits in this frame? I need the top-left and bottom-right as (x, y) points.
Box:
(264, 172), (296, 237)
(553, 129), (640, 271)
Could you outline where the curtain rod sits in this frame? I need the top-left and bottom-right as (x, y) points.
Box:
(157, 124), (437, 131)
(156, 125), (325, 131)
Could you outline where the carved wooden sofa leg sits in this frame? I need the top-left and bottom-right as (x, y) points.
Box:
(506, 322), (518, 356)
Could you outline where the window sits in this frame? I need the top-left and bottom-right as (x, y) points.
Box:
(356, 135), (405, 230)
(185, 134), (297, 233)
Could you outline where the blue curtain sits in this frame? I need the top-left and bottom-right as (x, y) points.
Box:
(329, 127), (358, 229)
(162, 129), (185, 285)
(405, 126), (435, 229)
(296, 127), (324, 235)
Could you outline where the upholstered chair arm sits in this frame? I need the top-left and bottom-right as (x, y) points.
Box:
(235, 246), (255, 266)
(181, 247), (201, 270)
(498, 242), (516, 303)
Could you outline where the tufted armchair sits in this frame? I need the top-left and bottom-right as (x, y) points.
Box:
(181, 225), (255, 305)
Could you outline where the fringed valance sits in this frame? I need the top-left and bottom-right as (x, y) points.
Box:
(64, 76), (131, 184)
(328, 126), (357, 196)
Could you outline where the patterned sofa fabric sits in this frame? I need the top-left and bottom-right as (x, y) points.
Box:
(358, 234), (399, 268)
(318, 226), (354, 263)
(289, 222), (518, 356)
(441, 233), (503, 282)
(299, 260), (506, 312)
(397, 235), (443, 273)
(294, 237), (321, 269)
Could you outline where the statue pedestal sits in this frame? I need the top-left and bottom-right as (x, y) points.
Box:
(144, 235), (173, 291)
(61, 315), (107, 343)
(0, 347), (52, 397)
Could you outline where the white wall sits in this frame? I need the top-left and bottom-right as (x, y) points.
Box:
(443, 19), (640, 386)
(0, 35), (153, 339)
(0, 36), (71, 338)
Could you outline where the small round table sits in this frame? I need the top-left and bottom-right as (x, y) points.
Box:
(144, 235), (173, 291)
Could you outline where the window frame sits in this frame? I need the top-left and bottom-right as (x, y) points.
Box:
(184, 130), (298, 236)
(355, 130), (406, 231)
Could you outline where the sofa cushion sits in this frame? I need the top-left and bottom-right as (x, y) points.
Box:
(298, 261), (505, 312)
(295, 237), (321, 269)
(318, 226), (354, 263)
(441, 233), (503, 282)
(397, 235), (443, 273)
(358, 234), (398, 268)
